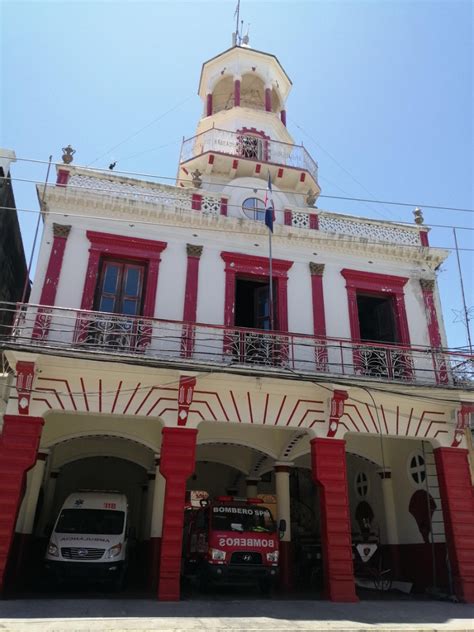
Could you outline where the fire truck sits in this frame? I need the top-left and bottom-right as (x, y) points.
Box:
(182, 495), (286, 591)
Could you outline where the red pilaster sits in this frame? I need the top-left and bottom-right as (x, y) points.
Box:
(434, 447), (474, 602)
(310, 438), (358, 602)
(420, 279), (447, 384)
(309, 214), (319, 230)
(33, 223), (71, 338)
(234, 79), (241, 107)
(182, 245), (203, 357)
(158, 428), (198, 600)
(0, 415), (44, 593)
(309, 263), (327, 339)
(280, 110), (287, 126)
(206, 93), (213, 117)
(265, 87), (272, 112)
(220, 198), (228, 216)
(420, 230), (429, 246)
(284, 210), (292, 226)
(56, 169), (70, 187)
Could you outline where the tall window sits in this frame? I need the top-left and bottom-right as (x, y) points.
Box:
(94, 259), (146, 316)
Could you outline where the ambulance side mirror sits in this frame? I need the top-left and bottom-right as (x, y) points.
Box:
(278, 519), (287, 537)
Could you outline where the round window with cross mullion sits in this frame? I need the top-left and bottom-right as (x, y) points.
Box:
(242, 197), (265, 222)
(355, 472), (369, 498)
(408, 452), (426, 485)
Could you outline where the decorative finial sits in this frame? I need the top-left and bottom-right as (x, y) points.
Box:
(413, 207), (424, 225)
(305, 189), (317, 207)
(61, 145), (75, 164)
(191, 169), (202, 189)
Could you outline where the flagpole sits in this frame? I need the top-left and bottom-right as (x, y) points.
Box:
(268, 227), (274, 331)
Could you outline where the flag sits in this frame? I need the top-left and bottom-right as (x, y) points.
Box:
(264, 172), (274, 232)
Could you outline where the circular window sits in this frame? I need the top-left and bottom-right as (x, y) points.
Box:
(408, 453), (426, 485)
(355, 472), (369, 498)
(242, 197), (265, 222)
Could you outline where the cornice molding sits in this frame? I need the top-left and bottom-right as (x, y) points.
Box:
(43, 186), (448, 267)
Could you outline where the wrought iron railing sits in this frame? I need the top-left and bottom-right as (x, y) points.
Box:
(180, 128), (319, 184)
(2, 303), (472, 387)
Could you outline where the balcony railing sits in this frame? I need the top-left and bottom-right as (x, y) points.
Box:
(2, 303), (472, 388)
(180, 128), (319, 184)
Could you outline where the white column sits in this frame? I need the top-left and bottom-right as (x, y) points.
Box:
(246, 478), (259, 498)
(36, 469), (59, 536)
(275, 463), (292, 541)
(150, 459), (166, 539)
(142, 470), (156, 540)
(378, 469), (398, 544)
(16, 451), (48, 535)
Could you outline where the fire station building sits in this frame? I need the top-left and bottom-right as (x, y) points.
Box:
(0, 41), (473, 602)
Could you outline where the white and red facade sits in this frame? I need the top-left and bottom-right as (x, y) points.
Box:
(0, 44), (473, 602)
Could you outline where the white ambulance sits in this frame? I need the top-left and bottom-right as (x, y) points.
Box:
(44, 491), (129, 588)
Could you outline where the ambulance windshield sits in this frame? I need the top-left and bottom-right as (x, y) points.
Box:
(211, 505), (275, 532)
(55, 509), (125, 535)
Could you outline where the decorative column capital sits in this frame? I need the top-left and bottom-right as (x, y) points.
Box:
(420, 278), (435, 292)
(52, 223), (71, 239)
(186, 244), (203, 258)
(309, 262), (325, 276)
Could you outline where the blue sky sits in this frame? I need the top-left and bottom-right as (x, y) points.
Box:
(1, 0), (472, 349)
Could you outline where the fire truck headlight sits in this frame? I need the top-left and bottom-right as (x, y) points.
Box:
(209, 548), (226, 561)
(105, 543), (122, 559)
(266, 550), (279, 563)
(47, 543), (59, 557)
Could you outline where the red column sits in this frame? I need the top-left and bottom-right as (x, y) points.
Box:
(265, 87), (272, 112)
(158, 427), (198, 600)
(310, 438), (358, 602)
(33, 223), (71, 338)
(0, 415), (44, 593)
(434, 447), (474, 603)
(309, 263), (327, 338)
(284, 210), (292, 226)
(420, 279), (448, 384)
(234, 79), (241, 107)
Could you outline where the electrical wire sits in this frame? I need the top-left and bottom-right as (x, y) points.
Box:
(2, 155), (474, 214)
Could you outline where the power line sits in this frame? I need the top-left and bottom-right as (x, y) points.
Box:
(3, 155), (474, 214)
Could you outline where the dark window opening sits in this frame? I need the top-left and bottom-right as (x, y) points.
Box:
(235, 278), (277, 331)
(356, 294), (398, 344)
(94, 258), (146, 316)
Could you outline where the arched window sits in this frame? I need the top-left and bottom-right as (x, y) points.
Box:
(242, 197), (265, 222)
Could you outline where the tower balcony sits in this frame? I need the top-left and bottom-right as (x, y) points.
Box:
(178, 127), (319, 194)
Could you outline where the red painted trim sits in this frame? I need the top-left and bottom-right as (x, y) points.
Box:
(280, 109), (287, 127)
(309, 214), (319, 230)
(265, 87), (272, 112)
(420, 230), (429, 246)
(208, 154), (214, 165)
(421, 284), (447, 384)
(284, 210), (292, 226)
(274, 464), (291, 473)
(255, 163), (261, 174)
(234, 79), (241, 107)
(299, 172), (306, 183)
(80, 231), (167, 318)
(181, 247), (200, 348)
(221, 252), (293, 332)
(158, 428), (197, 600)
(56, 169), (70, 187)
(0, 415), (44, 593)
(220, 198), (228, 216)
(232, 159), (239, 170)
(191, 194), (202, 211)
(206, 93), (212, 117)
(310, 438), (358, 602)
(434, 448), (474, 602)
(277, 168), (284, 178)
(341, 269), (410, 346)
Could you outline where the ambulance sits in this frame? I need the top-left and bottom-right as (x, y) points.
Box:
(44, 491), (129, 588)
(182, 495), (286, 591)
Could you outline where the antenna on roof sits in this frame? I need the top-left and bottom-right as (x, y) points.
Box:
(232, 0), (241, 46)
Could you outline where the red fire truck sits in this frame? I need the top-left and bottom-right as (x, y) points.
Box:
(182, 495), (286, 591)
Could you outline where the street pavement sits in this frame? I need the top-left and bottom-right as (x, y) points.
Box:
(0, 598), (473, 631)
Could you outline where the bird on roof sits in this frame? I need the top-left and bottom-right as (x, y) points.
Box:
(109, 161), (117, 170)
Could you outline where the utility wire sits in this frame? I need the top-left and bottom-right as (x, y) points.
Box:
(3, 155), (474, 214)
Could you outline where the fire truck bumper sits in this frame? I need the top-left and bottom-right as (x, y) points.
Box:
(205, 562), (279, 584)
